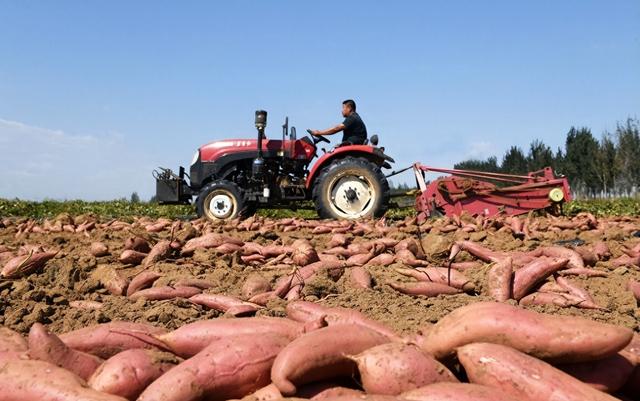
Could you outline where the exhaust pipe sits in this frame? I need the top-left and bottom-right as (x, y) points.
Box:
(252, 110), (267, 179)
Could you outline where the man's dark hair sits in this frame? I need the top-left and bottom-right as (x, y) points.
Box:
(342, 99), (356, 111)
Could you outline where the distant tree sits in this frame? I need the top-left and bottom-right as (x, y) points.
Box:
(500, 146), (528, 175)
(526, 139), (555, 172)
(614, 118), (640, 194)
(148, 195), (159, 204)
(564, 127), (600, 195)
(454, 156), (500, 172)
(130, 192), (141, 203)
(595, 134), (617, 195)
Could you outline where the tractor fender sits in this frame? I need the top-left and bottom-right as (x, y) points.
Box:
(305, 145), (394, 189)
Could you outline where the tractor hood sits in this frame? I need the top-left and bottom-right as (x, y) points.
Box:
(199, 139), (261, 162)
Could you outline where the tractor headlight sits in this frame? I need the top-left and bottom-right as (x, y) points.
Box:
(191, 150), (200, 166)
(549, 188), (564, 202)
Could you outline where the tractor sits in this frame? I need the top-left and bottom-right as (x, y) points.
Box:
(154, 110), (395, 221)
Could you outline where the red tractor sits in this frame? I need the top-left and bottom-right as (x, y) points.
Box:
(154, 110), (395, 221)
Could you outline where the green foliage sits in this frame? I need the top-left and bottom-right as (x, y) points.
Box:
(1, 198), (638, 220)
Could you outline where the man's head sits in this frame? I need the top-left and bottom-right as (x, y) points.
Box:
(342, 99), (356, 117)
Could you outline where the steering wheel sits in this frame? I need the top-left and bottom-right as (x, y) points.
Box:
(307, 129), (331, 144)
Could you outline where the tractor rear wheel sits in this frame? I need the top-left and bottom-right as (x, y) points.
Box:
(196, 180), (249, 221)
(312, 156), (390, 220)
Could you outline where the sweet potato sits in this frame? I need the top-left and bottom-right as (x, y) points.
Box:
(28, 322), (103, 381)
(69, 300), (104, 310)
(0, 327), (27, 353)
(189, 293), (261, 316)
(172, 278), (215, 289)
(558, 267), (608, 277)
(124, 236), (151, 253)
(456, 241), (506, 263)
(60, 321), (168, 359)
(138, 333), (289, 401)
(395, 238), (424, 259)
(181, 233), (244, 255)
(126, 271), (162, 296)
(142, 240), (172, 267)
(90, 241), (110, 257)
(350, 342), (457, 395)
(273, 260), (344, 297)
(128, 285), (201, 301)
(92, 265), (129, 296)
(153, 317), (306, 358)
(395, 249), (428, 267)
(388, 281), (461, 297)
(558, 353), (635, 393)
(88, 349), (179, 400)
(327, 234), (349, 248)
(486, 257), (512, 301)
(0, 359), (128, 401)
(458, 342), (620, 401)
(271, 324), (391, 395)
(119, 249), (147, 265)
(593, 241), (611, 260)
(450, 261), (482, 271)
(556, 276), (603, 310)
(292, 239), (319, 266)
(1, 250), (57, 278)
(402, 382), (515, 401)
(242, 273), (272, 299)
(349, 265), (372, 289)
(285, 301), (399, 340)
(413, 267), (475, 292)
(540, 246), (585, 270)
(366, 253), (395, 266)
(418, 301), (633, 363)
(519, 291), (582, 307)
(249, 290), (278, 305)
(512, 257), (568, 300)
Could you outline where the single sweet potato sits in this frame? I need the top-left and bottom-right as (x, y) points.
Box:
(126, 271), (162, 296)
(540, 246), (585, 270)
(413, 267), (475, 292)
(128, 285), (201, 301)
(142, 240), (172, 267)
(28, 323), (103, 381)
(153, 317), (306, 358)
(124, 236), (151, 253)
(519, 291), (581, 307)
(119, 249), (147, 265)
(0, 359), (128, 401)
(350, 342), (457, 395)
(512, 257), (568, 300)
(189, 293), (261, 316)
(271, 324), (391, 395)
(1, 250), (57, 278)
(366, 253), (395, 266)
(138, 333), (289, 401)
(418, 301), (633, 363)
(558, 353), (635, 393)
(285, 301), (399, 340)
(242, 273), (272, 299)
(88, 349), (180, 400)
(388, 281), (461, 297)
(292, 239), (319, 266)
(401, 382), (515, 401)
(458, 342), (620, 401)
(90, 242), (110, 257)
(486, 257), (512, 301)
(181, 233), (244, 255)
(60, 321), (168, 359)
(349, 265), (372, 289)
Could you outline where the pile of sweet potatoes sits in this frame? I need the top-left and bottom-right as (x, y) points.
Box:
(0, 301), (637, 400)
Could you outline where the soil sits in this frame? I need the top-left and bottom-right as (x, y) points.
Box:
(0, 216), (638, 336)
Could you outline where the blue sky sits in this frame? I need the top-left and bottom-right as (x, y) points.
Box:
(1, 1), (638, 200)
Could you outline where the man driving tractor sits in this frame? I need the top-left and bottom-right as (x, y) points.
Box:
(310, 99), (368, 145)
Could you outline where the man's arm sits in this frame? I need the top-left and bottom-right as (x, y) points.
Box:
(311, 124), (345, 136)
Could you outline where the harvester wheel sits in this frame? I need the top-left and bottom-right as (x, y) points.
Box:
(312, 156), (390, 220)
(196, 180), (249, 221)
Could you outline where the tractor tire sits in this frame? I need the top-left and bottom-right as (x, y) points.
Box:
(196, 180), (250, 221)
(312, 156), (390, 220)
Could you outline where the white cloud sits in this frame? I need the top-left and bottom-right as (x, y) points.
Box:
(0, 118), (157, 200)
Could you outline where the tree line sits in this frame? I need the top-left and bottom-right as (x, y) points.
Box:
(453, 118), (640, 199)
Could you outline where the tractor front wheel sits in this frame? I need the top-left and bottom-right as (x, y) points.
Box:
(196, 180), (249, 221)
(312, 156), (390, 220)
